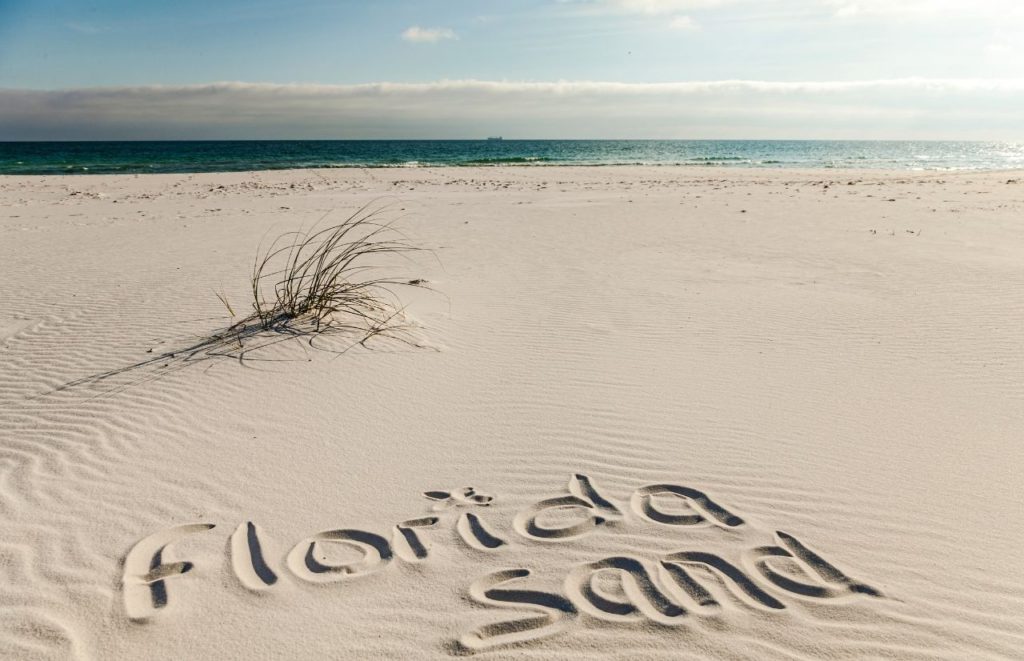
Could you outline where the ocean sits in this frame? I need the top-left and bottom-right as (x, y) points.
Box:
(1, 140), (1023, 175)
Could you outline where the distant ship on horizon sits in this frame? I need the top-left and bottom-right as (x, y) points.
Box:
(486, 136), (503, 141)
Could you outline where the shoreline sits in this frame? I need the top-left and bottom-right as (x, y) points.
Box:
(4, 163), (1024, 180)
(4, 163), (1024, 177)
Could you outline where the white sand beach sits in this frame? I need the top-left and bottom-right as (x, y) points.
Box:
(1, 166), (1022, 659)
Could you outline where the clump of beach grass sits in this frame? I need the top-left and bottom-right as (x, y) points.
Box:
(55, 200), (430, 395)
(244, 200), (423, 344)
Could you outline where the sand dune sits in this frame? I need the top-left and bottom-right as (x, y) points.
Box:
(0, 167), (1022, 659)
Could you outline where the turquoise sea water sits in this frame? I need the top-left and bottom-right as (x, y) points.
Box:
(2, 140), (1023, 175)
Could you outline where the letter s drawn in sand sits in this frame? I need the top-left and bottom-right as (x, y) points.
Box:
(456, 569), (576, 653)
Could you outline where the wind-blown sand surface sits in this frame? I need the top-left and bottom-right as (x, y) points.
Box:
(1, 167), (1022, 660)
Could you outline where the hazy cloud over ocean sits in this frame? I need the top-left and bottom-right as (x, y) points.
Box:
(3, 79), (1023, 140)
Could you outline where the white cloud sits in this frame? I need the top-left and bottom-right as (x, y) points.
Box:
(669, 15), (699, 29)
(401, 26), (457, 43)
(1, 79), (1022, 140)
(566, 0), (712, 32)
(568, 0), (1024, 21)
(599, 0), (723, 15)
(824, 0), (1024, 19)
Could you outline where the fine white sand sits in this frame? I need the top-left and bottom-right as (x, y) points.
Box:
(1, 167), (1022, 660)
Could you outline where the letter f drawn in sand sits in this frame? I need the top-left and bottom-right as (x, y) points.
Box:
(122, 523), (215, 622)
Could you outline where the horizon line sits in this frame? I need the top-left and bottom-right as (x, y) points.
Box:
(1, 137), (1020, 144)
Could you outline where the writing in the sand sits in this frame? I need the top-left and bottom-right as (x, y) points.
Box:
(123, 474), (882, 653)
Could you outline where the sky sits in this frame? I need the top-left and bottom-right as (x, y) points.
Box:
(0, 0), (1022, 139)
